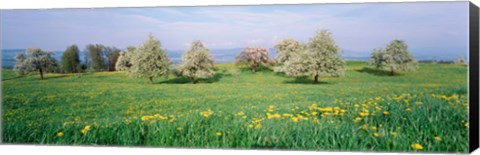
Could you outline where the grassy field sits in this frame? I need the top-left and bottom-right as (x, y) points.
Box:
(1, 61), (469, 153)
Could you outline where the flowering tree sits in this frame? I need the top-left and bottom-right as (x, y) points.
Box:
(14, 48), (59, 79)
(370, 39), (417, 75)
(281, 29), (345, 84)
(235, 47), (274, 73)
(129, 34), (171, 84)
(115, 46), (136, 71)
(273, 38), (305, 73)
(178, 40), (215, 84)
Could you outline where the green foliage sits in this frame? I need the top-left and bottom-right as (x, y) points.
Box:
(370, 40), (418, 75)
(13, 48), (59, 79)
(129, 34), (171, 83)
(61, 45), (81, 73)
(104, 46), (121, 71)
(86, 44), (106, 71)
(1, 62), (468, 152)
(178, 40), (215, 83)
(235, 47), (274, 73)
(280, 29), (345, 84)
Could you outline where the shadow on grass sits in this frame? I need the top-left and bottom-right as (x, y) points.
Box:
(158, 73), (224, 84)
(2, 73), (73, 81)
(356, 67), (400, 76)
(283, 77), (331, 85)
(44, 74), (72, 80)
(238, 66), (274, 73)
(2, 75), (28, 81)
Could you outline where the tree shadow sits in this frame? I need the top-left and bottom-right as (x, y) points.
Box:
(238, 66), (274, 73)
(2, 73), (73, 81)
(44, 74), (71, 80)
(158, 73), (224, 84)
(283, 77), (331, 85)
(2, 75), (28, 81)
(356, 67), (397, 76)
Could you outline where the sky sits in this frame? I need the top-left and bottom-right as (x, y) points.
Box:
(0, 1), (469, 60)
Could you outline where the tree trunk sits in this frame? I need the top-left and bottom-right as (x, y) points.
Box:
(191, 78), (197, 84)
(314, 74), (319, 84)
(251, 64), (257, 73)
(39, 68), (44, 79)
(390, 66), (394, 76)
(149, 77), (153, 84)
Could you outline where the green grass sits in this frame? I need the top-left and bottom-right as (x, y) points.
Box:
(1, 61), (469, 153)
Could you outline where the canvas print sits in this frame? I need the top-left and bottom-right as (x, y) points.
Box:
(0, 1), (473, 153)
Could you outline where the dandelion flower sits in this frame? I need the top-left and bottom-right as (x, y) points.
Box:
(248, 124), (254, 128)
(354, 117), (362, 122)
(292, 117), (299, 123)
(216, 132), (222, 137)
(255, 124), (262, 129)
(434, 136), (441, 141)
(383, 111), (389, 115)
(176, 127), (182, 131)
(362, 124), (368, 130)
(411, 143), (423, 150)
(391, 132), (397, 137)
(373, 133), (380, 138)
(415, 101), (423, 105)
(57, 132), (63, 137)
(406, 108), (412, 112)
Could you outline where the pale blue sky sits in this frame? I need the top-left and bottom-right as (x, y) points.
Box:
(1, 2), (469, 59)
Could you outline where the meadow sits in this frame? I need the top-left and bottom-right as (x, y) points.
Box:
(1, 61), (469, 153)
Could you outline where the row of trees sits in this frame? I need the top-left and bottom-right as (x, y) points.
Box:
(14, 44), (123, 79)
(14, 29), (422, 83)
(114, 34), (215, 84)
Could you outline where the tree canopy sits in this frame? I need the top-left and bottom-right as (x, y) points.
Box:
(178, 40), (215, 84)
(61, 44), (81, 73)
(14, 48), (59, 79)
(369, 39), (418, 75)
(129, 34), (171, 84)
(235, 47), (274, 73)
(280, 29), (345, 84)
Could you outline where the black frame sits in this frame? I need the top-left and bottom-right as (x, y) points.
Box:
(469, 1), (479, 153)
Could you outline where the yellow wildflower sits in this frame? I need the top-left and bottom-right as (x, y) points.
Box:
(354, 117), (362, 122)
(373, 133), (380, 138)
(216, 132), (222, 137)
(434, 136), (441, 141)
(391, 132), (397, 137)
(176, 127), (182, 131)
(292, 117), (299, 123)
(415, 101), (423, 105)
(411, 143), (423, 150)
(383, 111), (389, 115)
(248, 124), (254, 128)
(362, 124), (368, 130)
(282, 113), (292, 117)
(255, 123), (262, 129)
(57, 132), (63, 137)
(406, 108), (412, 112)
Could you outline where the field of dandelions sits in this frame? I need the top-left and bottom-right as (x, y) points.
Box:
(1, 61), (469, 153)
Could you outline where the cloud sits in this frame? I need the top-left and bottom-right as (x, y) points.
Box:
(1, 2), (469, 60)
